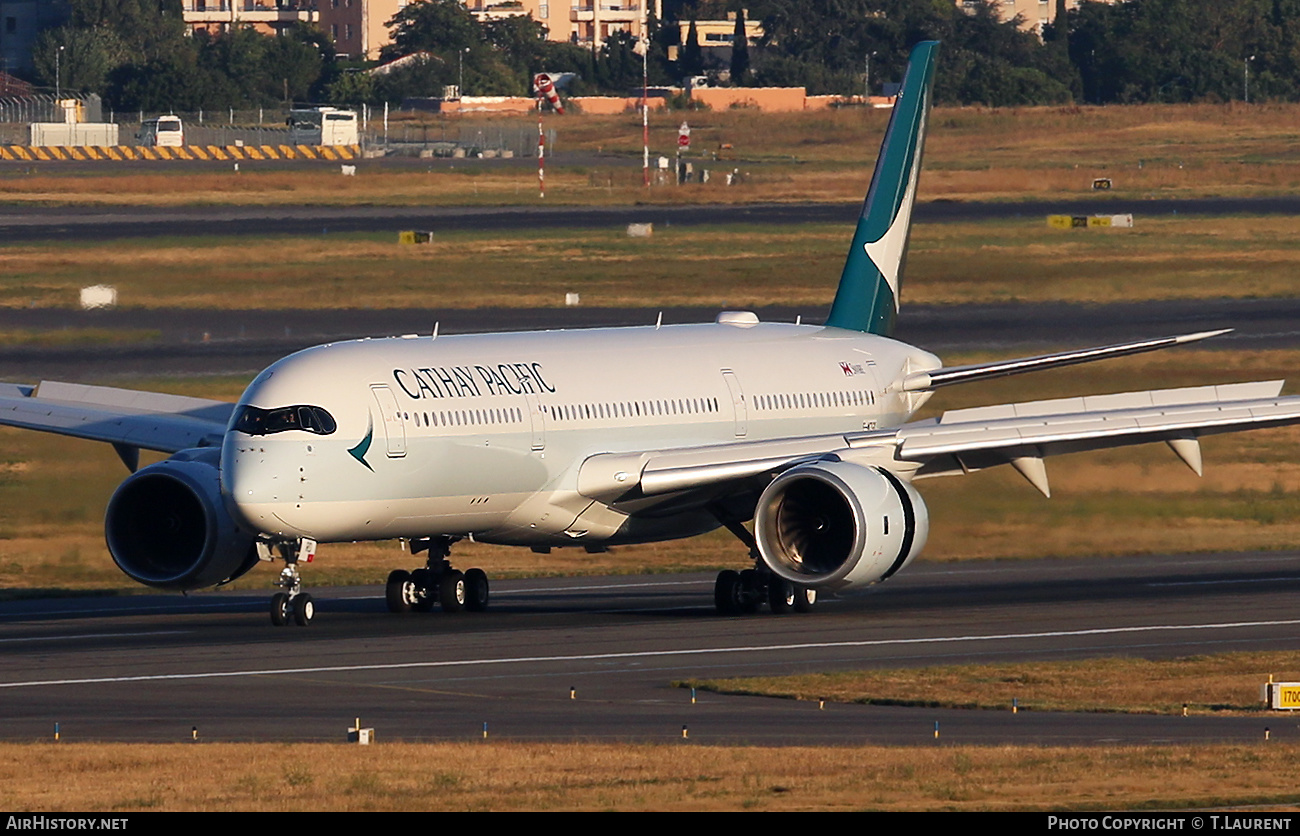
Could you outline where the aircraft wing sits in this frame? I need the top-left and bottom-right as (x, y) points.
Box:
(578, 380), (1300, 503)
(0, 381), (231, 470)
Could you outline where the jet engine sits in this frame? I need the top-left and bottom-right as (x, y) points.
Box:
(754, 460), (929, 593)
(104, 448), (259, 591)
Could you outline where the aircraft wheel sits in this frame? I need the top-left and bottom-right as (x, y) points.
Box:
(293, 593), (315, 626)
(440, 570), (467, 613)
(464, 568), (490, 612)
(714, 570), (742, 615)
(793, 585), (817, 613)
(768, 576), (795, 614)
(410, 568), (436, 612)
(270, 592), (290, 626)
(386, 569), (414, 614)
(738, 569), (763, 614)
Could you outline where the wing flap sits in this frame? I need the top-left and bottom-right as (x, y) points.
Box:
(899, 384), (1300, 462)
(0, 381), (232, 454)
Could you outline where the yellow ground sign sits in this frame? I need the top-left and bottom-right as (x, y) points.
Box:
(0, 145), (359, 161)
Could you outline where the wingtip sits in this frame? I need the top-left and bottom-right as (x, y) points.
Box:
(1176, 328), (1233, 344)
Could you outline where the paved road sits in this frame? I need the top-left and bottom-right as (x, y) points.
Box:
(2, 551), (1298, 744)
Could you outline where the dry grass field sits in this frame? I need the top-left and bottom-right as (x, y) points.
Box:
(686, 651), (1300, 715)
(2, 214), (1298, 311)
(1, 102), (1299, 207)
(2, 741), (1299, 811)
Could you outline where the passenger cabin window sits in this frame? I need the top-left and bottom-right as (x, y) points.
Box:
(233, 405), (337, 436)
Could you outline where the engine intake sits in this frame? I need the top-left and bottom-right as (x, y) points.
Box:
(754, 460), (929, 592)
(105, 450), (258, 591)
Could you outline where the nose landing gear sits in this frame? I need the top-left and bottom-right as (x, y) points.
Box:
(265, 538), (317, 626)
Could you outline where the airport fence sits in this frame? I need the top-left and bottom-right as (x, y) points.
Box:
(0, 103), (553, 156)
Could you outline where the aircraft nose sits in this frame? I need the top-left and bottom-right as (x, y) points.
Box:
(223, 443), (286, 532)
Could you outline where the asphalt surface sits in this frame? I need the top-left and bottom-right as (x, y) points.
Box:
(4, 195), (1300, 241)
(3, 552), (1299, 744)
(1, 297), (1296, 382)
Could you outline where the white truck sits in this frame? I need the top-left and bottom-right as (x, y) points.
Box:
(287, 108), (358, 146)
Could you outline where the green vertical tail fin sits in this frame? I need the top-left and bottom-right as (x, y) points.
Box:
(825, 41), (939, 336)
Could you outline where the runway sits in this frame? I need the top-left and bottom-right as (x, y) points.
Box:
(4, 195), (1300, 241)
(3, 551), (1299, 745)
(2, 297), (1299, 382)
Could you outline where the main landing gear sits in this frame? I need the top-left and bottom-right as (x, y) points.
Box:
(266, 539), (317, 627)
(711, 514), (818, 616)
(714, 568), (816, 616)
(386, 536), (490, 615)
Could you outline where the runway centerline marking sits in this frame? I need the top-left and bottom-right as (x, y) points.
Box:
(4, 617), (1300, 690)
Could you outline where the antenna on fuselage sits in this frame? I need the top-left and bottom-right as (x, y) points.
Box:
(655, 311), (663, 330)
(432, 321), (440, 340)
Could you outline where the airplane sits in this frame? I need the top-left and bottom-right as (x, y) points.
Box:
(4, 41), (1300, 627)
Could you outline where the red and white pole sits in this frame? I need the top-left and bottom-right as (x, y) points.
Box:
(533, 73), (564, 200)
(642, 38), (649, 188)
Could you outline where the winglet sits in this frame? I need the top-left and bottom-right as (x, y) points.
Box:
(825, 41), (940, 336)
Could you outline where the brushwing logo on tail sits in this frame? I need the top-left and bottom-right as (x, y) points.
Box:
(348, 417), (374, 471)
(863, 112), (926, 311)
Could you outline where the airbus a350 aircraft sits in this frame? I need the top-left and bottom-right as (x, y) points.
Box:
(4, 42), (1300, 626)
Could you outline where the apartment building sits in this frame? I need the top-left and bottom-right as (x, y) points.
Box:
(182, 0), (319, 37)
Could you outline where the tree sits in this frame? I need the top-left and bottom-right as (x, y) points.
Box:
(32, 26), (131, 94)
(681, 17), (703, 76)
(383, 0), (481, 61)
(730, 7), (750, 84)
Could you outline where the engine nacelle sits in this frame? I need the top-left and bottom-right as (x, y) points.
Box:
(754, 460), (929, 593)
(105, 449), (259, 591)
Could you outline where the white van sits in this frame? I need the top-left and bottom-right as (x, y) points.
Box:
(137, 116), (184, 147)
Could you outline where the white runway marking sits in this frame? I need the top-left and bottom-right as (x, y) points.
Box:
(3, 617), (1299, 690)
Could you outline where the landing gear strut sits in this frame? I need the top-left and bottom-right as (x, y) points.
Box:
(386, 536), (490, 615)
(266, 538), (316, 626)
(711, 514), (817, 616)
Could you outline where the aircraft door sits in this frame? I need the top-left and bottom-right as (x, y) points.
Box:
(370, 384), (407, 458)
(721, 369), (747, 438)
(524, 392), (546, 451)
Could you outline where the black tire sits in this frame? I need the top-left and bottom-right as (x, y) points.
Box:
(410, 568), (436, 612)
(386, 569), (413, 613)
(270, 592), (290, 626)
(738, 569), (763, 614)
(768, 576), (795, 614)
(464, 568), (489, 612)
(714, 570), (742, 615)
(793, 585), (817, 613)
(293, 592), (315, 626)
(440, 569), (466, 613)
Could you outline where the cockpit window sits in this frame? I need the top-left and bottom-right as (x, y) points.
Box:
(232, 405), (337, 436)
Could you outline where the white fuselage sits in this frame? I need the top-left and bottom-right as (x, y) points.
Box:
(222, 316), (939, 548)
